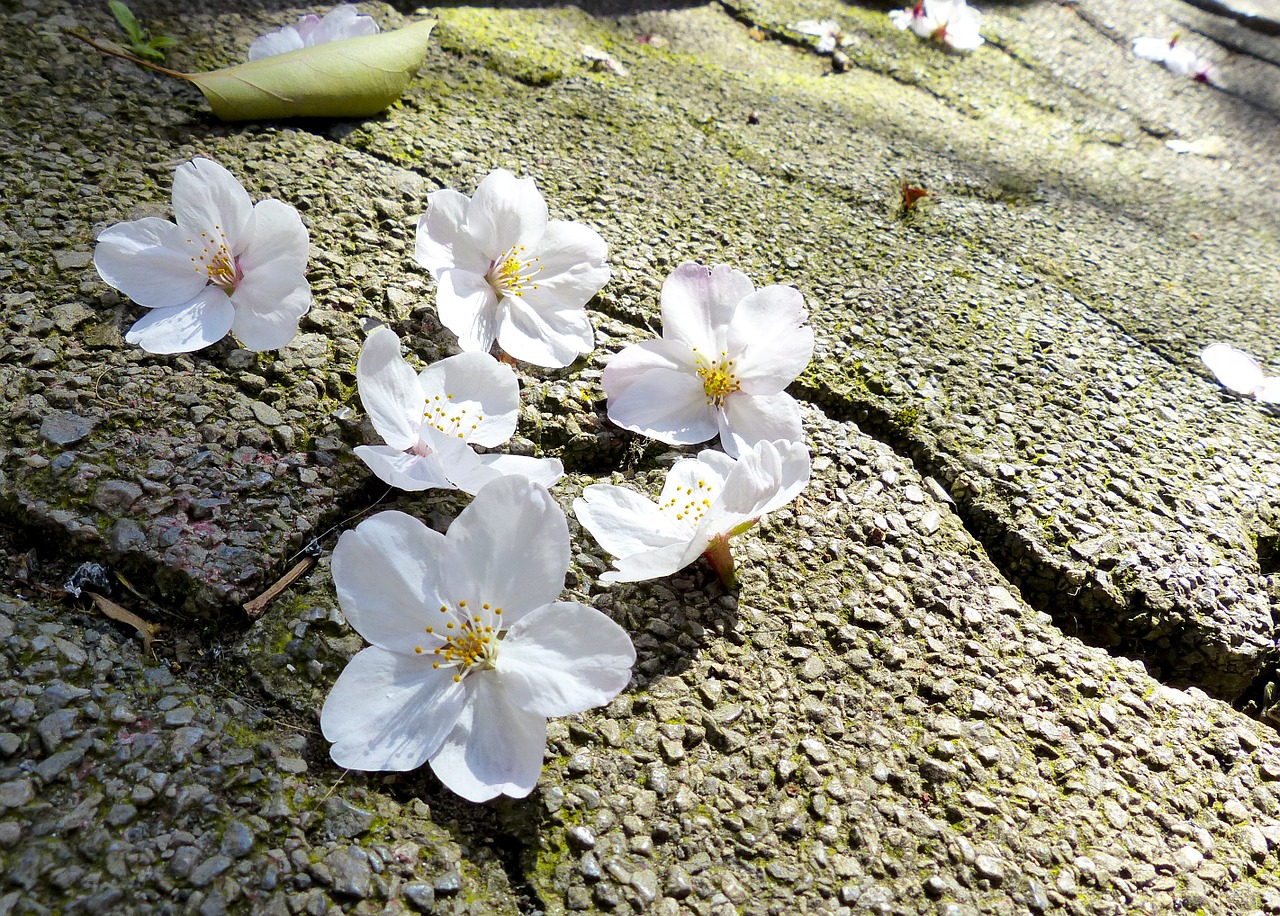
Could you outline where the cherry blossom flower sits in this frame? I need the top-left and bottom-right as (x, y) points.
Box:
(354, 326), (563, 493)
(93, 157), (310, 354)
(248, 5), (379, 60)
(574, 439), (811, 587)
(791, 19), (852, 54)
(321, 477), (636, 801)
(1133, 35), (1211, 82)
(889, 0), (984, 52)
(414, 169), (610, 368)
(1201, 343), (1280, 403)
(603, 263), (813, 458)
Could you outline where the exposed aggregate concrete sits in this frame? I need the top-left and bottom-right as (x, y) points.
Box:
(2, 0), (1280, 911)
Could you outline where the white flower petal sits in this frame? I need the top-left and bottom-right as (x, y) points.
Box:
(418, 351), (519, 447)
(1132, 36), (1170, 62)
(601, 542), (701, 583)
(574, 484), (689, 558)
(357, 328), (427, 450)
(498, 602), (634, 716)
(700, 439), (810, 538)
(718, 392), (804, 458)
(429, 676), (547, 801)
(240, 199), (308, 275)
(602, 338), (697, 393)
(1202, 343), (1266, 396)
(519, 219), (611, 310)
(321, 646), (466, 771)
(94, 217), (210, 308)
(438, 477), (569, 626)
(308, 4), (379, 44)
(437, 269), (501, 354)
(606, 366), (718, 446)
(475, 454), (564, 489)
(248, 27), (305, 61)
(660, 263), (755, 355)
(415, 190), (488, 276)
(332, 510), (448, 648)
(467, 169), (549, 258)
(497, 294), (593, 367)
(124, 287), (235, 354)
(727, 285), (813, 393)
(230, 280), (310, 351)
(354, 445), (457, 492)
(171, 158), (253, 247)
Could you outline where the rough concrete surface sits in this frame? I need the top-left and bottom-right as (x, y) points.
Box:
(2, 0), (1280, 912)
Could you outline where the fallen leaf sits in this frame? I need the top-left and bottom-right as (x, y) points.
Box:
(1165, 137), (1226, 158)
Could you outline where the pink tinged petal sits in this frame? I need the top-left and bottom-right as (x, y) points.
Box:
(309, 5), (379, 44)
(602, 339), (699, 394)
(474, 454), (564, 489)
(294, 14), (323, 40)
(717, 392), (803, 458)
(437, 269), (501, 354)
(415, 190), (488, 276)
(417, 351), (518, 447)
(660, 263), (755, 355)
(497, 294), (593, 368)
(466, 169), (549, 257)
(1256, 379), (1280, 404)
(321, 646), (466, 771)
(727, 286), (814, 393)
(354, 445), (457, 492)
(247, 27), (305, 60)
(1201, 343), (1266, 396)
(519, 220), (611, 310)
(332, 510), (448, 649)
(606, 367), (718, 446)
(171, 158), (253, 248)
(498, 601), (635, 716)
(124, 287), (235, 354)
(429, 675), (548, 801)
(574, 484), (690, 558)
(357, 328), (426, 450)
(438, 477), (570, 625)
(94, 217), (210, 308)
(700, 439), (810, 538)
(602, 542), (702, 583)
(229, 281), (310, 351)
(659, 451), (737, 508)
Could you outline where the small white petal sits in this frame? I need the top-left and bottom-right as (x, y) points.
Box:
(660, 262), (754, 355)
(519, 220), (611, 311)
(601, 542), (702, 583)
(417, 350), (519, 447)
(467, 169), (549, 258)
(124, 287), (235, 354)
(606, 366), (718, 446)
(429, 676), (547, 801)
(1201, 343), (1266, 396)
(321, 646), (466, 771)
(1133, 36), (1170, 62)
(248, 27), (305, 60)
(354, 445), (457, 492)
(308, 4), (379, 44)
(415, 190), (488, 276)
(498, 602), (635, 716)
(332, 510), (448, 648)
(717, 392), (804, 458)
(230, 280), (310, 351)
(239, 199), (308, 275)
(602, 338), (697, 394)
(437, 477), (569, 627)
(94, 217), (210, 309)
(727, 285), (813, 393)
(171, 158), (253, 248)
(357, 328), (427, 451)
(574, 484), (690, 558)
(498, 294), (593, 367)
(474, 454), (564, 489)
(437, 269), (501, 354)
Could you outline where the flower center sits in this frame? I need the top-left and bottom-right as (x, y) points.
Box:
(190, 229), (241, 292)
(660, 479), (715, 524)
(424, 393), (484, 441)
(415, 600), (504, 683)
(487, 246), (543, 300)
(694, 351), (741, 406)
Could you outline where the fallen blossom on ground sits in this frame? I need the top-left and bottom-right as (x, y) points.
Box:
(248, 4), (379, 60)
(889, 0), (984, 51)
(1133, 35), (1212, 81)
(1201, 343), (1280, 403)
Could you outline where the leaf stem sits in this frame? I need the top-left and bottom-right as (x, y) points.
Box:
(702, 535), (738, 589)
(63, 28), (192, 79)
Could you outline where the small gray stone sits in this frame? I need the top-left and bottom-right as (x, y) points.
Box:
(319, 798), (375, 840)
(1174, 846), (1204, 871)
(104, 804), (136, 827)
(37, 708), (78, 752)
(0, 733), (20, 755)
(403, 882), (436, 912)
(250, 401), (284, 426)
(220, 821), (255, 859)
(108, 519), (147, 552)
(975, 855), (1005, 883)
(92, 480), (142, 513)
(190, 855), (232, 887)
(325, 846), (372, 899)
(0, 780), (34, 809)
(169, 847), (200, 879)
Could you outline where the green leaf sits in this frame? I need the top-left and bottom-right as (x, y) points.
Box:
(187, 19), (438, 121)
(108, 1), (145, 44)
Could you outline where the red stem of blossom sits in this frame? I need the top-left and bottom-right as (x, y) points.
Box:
(702, 535), (737, 589)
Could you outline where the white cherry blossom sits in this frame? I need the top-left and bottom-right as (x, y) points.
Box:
(321, 477), (636, 801)
(574, 439), (811, 586)
(354, 326), (562, 493)
(1201, 343), (1280, 403)
(93, 157), (310, 354)
(414, 169), (610, 368)
(1133, 35), (1211, 81)
(248, 5), (379, 60)
(890, 0), (984, 51)
(792, 19), (852, 54)
(603, 263), (813, 458)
